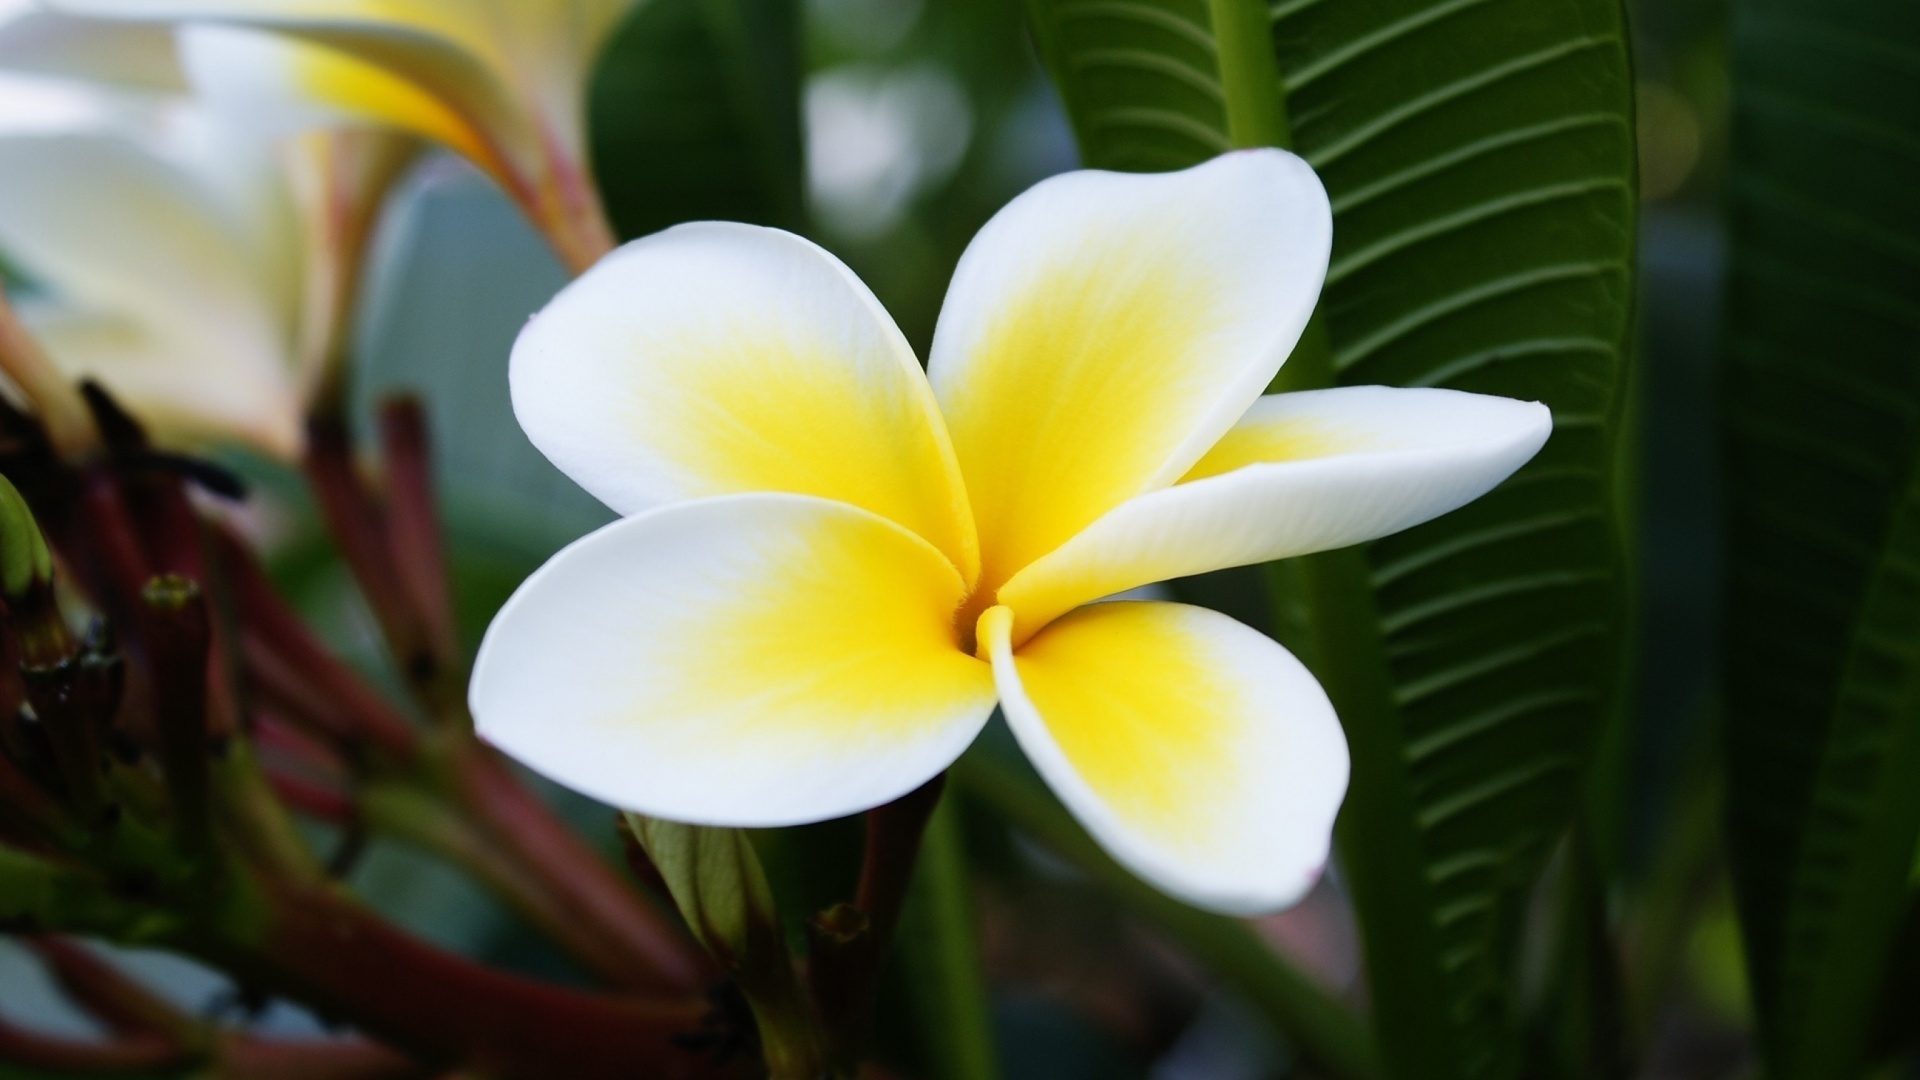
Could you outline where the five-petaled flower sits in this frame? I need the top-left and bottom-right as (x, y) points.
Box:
(469, 150), (1551, 914)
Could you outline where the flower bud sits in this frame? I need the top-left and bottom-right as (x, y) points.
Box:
(0, 475), (67, 668)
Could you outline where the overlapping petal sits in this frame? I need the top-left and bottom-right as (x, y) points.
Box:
(928, 149), (1331, 591)
(51, 3), (512, 155)
(510, 222), (979, 578)
(979, 601), (1347, 913)
(995, 387), (1553, 640)
(471, 494), (997, 825)
(178, 23), (488, 166)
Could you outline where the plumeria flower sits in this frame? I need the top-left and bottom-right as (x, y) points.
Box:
(47, 0), (639, 273)
(0, 8), (413, 456)
(469, 150), (1552, 913)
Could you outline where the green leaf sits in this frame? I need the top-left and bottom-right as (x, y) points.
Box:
(589, 0), (805, 241)
(1020, 0), (1636, 1077)
(1718, 2), (1920, 1075)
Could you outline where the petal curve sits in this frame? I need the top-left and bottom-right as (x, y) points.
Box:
(996, 387), (1552, 640)
(472, 493), (996, 826)
(929, 149), (1330, 592)
(980, 601), (1348, 914)
(510, 222), (978, 578)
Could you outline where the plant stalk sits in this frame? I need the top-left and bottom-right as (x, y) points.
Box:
(902, 794), (999, 1080)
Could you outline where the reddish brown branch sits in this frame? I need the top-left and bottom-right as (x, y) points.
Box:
(223, 881), (721, 1080)
(0, 1017), (185, 1073)
(75, 469), (151, 618)
(450, 742), (712, 993)
(301, 416), (429, 690)
(218, 1036), (424, 1080)
(215, 526), (418, 762)
(376, 399), (455, 676)
(25, 936), (190, 1040)
(262, 768), (355, 824)
(857, 774), (947, 947)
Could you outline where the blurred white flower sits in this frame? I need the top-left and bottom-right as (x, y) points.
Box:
(805, 62), (971, 240)
(45, 0), (643, 273)
(0, 6), (411, 456)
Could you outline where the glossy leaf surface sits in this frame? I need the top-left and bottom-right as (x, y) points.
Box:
(590, 0), (805, 241)
(1720, 1), (1920, 1075)
(1023, 0), (1636, 1076)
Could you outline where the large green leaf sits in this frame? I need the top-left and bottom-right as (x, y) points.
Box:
(1021, 1), (1636, 1077)
(1719, 1), (1920, 1076)
(589, 0), (805, 241)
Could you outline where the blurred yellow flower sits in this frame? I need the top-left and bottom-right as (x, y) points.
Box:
(469, 150), (1554, 914)
(47, 0), (640, 272)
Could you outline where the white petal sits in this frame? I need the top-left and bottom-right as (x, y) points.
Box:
(46, 0), (639, 170)
(996, 387), (1552, 640)
(471, 493), (998, 826)
(0, 132), (300, 452)
(927, 149), (1331, 591)
(0, 7), (185, 91)
(21, 303), (300, 454)
(980, 601), (1348, 914)
(176, 22), (495, 166)
(510, 221), (978, 578)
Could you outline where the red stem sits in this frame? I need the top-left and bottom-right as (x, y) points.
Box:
(301, 416), (429, 687)
(240, 635), (409, 759)
(225, 881), (721, 1080)
(451, 742), (712, 992)
(25, 936), (191, 1040)
(262, 767), (356, 824)
(376, 399), (456, 674)
(857, 774), (947, 947)
(0, 1018), (185, 1073)
(76, 468), (152, 614)
(253, 714), (351, 781)
(215, 526), (419, 762)
(219, 1036), (425, 1080)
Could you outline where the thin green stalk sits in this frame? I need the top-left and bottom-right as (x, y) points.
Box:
(902, 794), (999, 1080)
(1278, 321), (1461, 1080)
(1207, 0), (1290, 148)
(955, 755), (1380, 1080)
(1218, 13), (1464, 1068)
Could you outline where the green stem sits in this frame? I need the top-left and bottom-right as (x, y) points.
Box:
(1277, 326), (1460, 1080)
(955, 755), (1379, 1080)
(1214, 14), (1460, 1066)
(903, 795), (999, 1080)
(1296, 552), (1460, 1080)
(1207, 0), (1290, 148)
